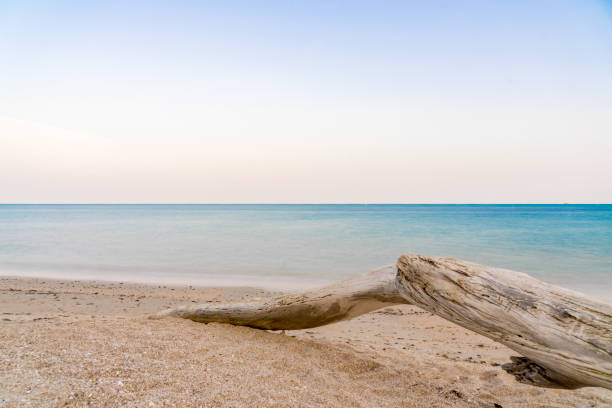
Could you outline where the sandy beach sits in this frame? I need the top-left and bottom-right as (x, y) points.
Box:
(0, 277), (609, 407)
(4, 0), (612, 405)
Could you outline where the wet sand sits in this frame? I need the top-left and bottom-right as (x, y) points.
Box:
(1, 277), (610, 407)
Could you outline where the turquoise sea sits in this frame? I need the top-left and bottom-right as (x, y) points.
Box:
(0, 204), (610, 300)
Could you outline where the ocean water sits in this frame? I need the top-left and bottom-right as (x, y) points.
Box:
(0, 204), (610, 300)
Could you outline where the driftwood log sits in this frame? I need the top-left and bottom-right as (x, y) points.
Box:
(154, 254), (612, 390)
(154, 265), (406, 329)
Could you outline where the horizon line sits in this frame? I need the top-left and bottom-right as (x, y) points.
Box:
(1, 203), (610, 206)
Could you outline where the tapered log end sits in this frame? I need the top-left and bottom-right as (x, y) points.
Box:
(152, 265), (405, 330)
(148, 310), (175, 320)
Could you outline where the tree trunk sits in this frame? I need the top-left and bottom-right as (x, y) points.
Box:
(396, 254), (612, 390)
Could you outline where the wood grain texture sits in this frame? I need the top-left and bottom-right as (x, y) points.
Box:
(153, 265), (407, 330)
(396, 254), (612, 390)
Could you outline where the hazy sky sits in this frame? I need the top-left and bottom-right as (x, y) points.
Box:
(1, 1), (611, 203)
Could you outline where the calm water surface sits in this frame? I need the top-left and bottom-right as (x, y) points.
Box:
(1, 204), (610, 299)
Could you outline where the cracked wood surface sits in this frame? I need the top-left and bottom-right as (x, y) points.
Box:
(396, 254), (612, 390)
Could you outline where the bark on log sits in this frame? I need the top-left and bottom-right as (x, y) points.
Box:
(396, 254), (612, 390)
(152, 265), (407, 329)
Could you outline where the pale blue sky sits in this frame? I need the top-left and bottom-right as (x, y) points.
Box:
(1, 1), (611, 203)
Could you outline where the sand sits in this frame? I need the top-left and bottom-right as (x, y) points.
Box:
(1, 277), (610, 407)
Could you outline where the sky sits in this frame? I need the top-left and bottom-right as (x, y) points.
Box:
(1, 1), (611, 203)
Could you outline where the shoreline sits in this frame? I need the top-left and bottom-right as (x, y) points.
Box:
(1, 276), (610, 407)
(0, 270), (338, 292)
(2, 267), (610, 302)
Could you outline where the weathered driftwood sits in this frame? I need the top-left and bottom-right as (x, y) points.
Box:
(153, 265), (407, 329)
(154, 254), (612, 390)
(396, 254), (612, 390)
